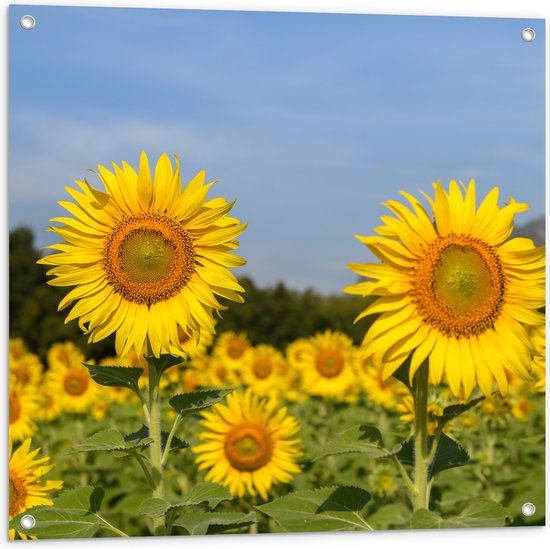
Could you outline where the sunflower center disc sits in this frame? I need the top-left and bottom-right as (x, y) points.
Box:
(9, 393), (21, 424)
(9, 473), (27, 518)
(14, 367), (31, 385)
(63, 372), (89, 396)
(413, 234), (505, 337)
(224, 422), (273, 471)
(316, 350), (344, 378)
(227, 341), (246, 359)
(103, 213), (196, 306)
(253, 358), (273, 379)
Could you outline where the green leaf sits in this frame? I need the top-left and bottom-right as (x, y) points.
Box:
(434, 395), (486, 428)
(314, 425), (392, 461)
(71, 429), (153, 454)
(256, 486), (372, 532)
(51, 486), (105, 515)
(367, 503), (412, 530)
(178, 482), (233, 509)
(411, 498), (512, 529)
(397, 433), (470, 479)
(391, 356), (413, 390)
(145, 353), (185, 376)
(169, 388), (235, 417)
(12, 509), (100, 539)
(173, 511), (256, 535)
(138, 498), (171, 518)
(84, 364), (143, 394)
(9, 489), (106, 540)
(125, 425), (189, 452)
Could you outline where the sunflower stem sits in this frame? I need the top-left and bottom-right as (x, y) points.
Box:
(413, 360), (430, 511)
(161, 414), (182, 466)
(147, 351), (165, 535)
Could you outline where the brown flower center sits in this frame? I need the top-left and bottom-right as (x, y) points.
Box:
(252, 358), (273, 379)
(227, 340), (246, 360)
(9, 393), (21, 424)
(224, 422), (273, 471)
(9, 472), (27, 519)
(63, 371), (89, 396)
(315, 349), (344, 378)
(103, 213), (196, 305)
(411, 234), (505, 338)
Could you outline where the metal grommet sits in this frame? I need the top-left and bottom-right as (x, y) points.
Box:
(521, 502), (536, 517)
(19, 514), (36, 530)
(20, 15), (36, 30)
(521, 28), (536, 42)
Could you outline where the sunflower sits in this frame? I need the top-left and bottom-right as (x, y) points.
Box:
(296, 330), (356, 399)
(529, 323), (546, 393)
(345, 180), (545, 400)
(9, 383), (39, 442)
(9, 339), (43, 387)
(45, 356), (98, 414)
(194, 353), (240, 388)
(38, 152), (247, 358)
(35, 385), (63, 423)
(353, 348), (406, 409)
(212, 331), (251, 368)
(193, 390), (302, 500)
(396, 393), (446, 436)
(240, 344), (286, 397)
(9, 438), (63, 540)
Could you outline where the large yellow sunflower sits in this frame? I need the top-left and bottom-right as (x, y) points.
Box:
(38, 152), (247, 358)
(345, 180), (545, 400)
(193, 390), (302, 500)
(9, 438), (63, 540)
(212, 331), (251, 368)
(296, 330), (356, 399)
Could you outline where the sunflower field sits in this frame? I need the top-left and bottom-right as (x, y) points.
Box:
(8, 153), (545, 539)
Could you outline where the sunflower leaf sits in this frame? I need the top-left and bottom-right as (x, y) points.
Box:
(172, 482), (233, 510)
(125, 425), (189, 453)
(314, 425), (392, 461)
(434, 395), (486, 428)
(83, 364), (143, 395)
(173, 511), (257, 535)
(256, 486), (372, 532)
(411, 498), (512, 529)
(138, 498), (171, 518)
(71, 429), (153, 454)
(169, 388), (236, 417)
(397, 433), (470, 479)
(10, 508), (100, 539)
(145, 353), (186, 376)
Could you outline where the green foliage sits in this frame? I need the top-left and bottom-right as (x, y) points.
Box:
(145, 354), (186, 377)
(314, 425), (394, 461)
(169, 388), (236, 417)
(257, 486), (373, 532)
(71, 429), (153, 454)
(397, 433), (470, 479)
(9, 487), (109, 539)
(410, 498), (512, 529)
(173, 512), (257, 535)
(85, 365), (143, 395)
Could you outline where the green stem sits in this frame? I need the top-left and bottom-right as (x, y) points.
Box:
(161, 414), (182, 466)
(131, 452), (155, 489)
(165, 507), (177, 536)
(97, 515), (130, 537)
(390, 453), (416, 501)
(148, 355), (165, 535)
(413, 361), (429, 511)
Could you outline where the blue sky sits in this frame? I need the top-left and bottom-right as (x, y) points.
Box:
(9, 6), (545, 294)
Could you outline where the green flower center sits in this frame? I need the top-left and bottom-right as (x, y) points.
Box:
(412, 234), (505, 338)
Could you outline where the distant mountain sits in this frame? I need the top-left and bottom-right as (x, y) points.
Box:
(514, 217), (545, 246)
